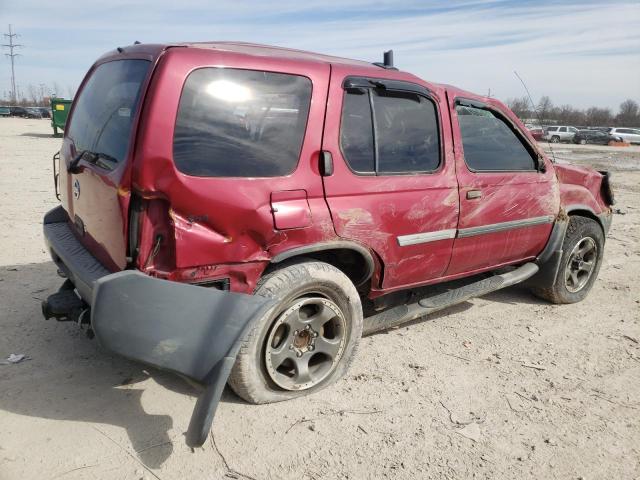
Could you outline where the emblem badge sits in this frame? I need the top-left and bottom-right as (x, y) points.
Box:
(73, 178), (80, 200)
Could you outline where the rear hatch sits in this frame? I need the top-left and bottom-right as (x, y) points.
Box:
(58, 54), (153, 270)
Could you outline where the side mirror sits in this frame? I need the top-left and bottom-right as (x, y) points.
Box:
(538, 157), (547, 172)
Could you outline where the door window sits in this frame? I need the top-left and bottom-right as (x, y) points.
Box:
(340, 90), (375, 173)
(340, 85), (440, 174)
(455, 104), (537, 171)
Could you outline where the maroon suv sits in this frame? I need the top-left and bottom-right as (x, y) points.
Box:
(42, 42), (613, 446)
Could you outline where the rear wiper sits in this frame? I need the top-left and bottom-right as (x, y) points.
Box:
(93, 152), (118, 171)
(67, 150), (97, 173)
(68, 150), (118, 173)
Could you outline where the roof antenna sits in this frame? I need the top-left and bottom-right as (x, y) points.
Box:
(514, 70), (557, 164)
(373, 50), (398, 70)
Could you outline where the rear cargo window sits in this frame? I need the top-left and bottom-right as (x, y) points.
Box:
(67, 60), (150, 167)
(173, 68), (312, 177)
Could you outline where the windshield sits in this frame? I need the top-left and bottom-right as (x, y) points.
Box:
(67, 59), (150, 167)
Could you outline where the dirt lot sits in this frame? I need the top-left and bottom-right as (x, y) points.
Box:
(1, 118), (638, 480)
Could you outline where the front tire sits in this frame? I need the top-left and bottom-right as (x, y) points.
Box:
(579, 139), (587, 145)
(228, 260), (363, 404)
(532, 216), (604, 304)
(551, 135), (561, 143)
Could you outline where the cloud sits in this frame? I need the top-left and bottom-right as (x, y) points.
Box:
(1, 0), (638, 108)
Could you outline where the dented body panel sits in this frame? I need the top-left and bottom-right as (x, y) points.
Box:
(322, 64), (460, 291)
(444, 88), (560, 275)
(54, 42), (611, 300)
(42, 42), (613, 447)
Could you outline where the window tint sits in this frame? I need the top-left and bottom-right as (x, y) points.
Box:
(456, 105), (536, 171)
(340, 90), (374, 172)
(67, 60), (150, 167)
(372, 90), (440, 173)
(340, 85), (440, 174)
(174, 68), (312, 177)
(559, 127), (567, 132)
(547, 127), (558, 132)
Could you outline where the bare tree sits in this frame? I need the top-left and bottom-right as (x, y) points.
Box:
(52, 81), (63, 98)
(585, 107), (613, 127)
(506, 96), (530, 120)
(27, 83), (39, 104)
(537, 96), (554, 125)
(616, 99), (639, 127)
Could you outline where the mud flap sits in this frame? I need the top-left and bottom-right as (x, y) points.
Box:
(90, 271), (275, 447)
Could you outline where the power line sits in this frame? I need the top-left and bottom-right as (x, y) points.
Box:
(2, 24), (23, 103)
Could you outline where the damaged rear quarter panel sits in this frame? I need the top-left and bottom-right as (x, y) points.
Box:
(131, 48), (338, 292)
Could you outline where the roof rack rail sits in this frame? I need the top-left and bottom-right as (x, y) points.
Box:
(373, 50), (398, 70)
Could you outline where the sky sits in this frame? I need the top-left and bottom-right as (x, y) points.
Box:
(1, 0), (639, 110)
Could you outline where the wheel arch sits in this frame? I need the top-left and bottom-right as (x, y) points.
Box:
(565, 204), (606, 234)
(269, 241), (375, 287)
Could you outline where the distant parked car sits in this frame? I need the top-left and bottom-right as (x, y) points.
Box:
(25, 107), (43, 119)
(608, 127), (640, 144)
(38, 107), (51, 118)
(0, 106), (10, 117)
(528, 126), (545, 141)
(545, 126), (578, 143)
(574, 130), (623, 145)
(9, 106), (29, 117)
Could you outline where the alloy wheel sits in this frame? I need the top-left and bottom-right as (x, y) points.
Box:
(564, 237), (597, 293)
(264, 297), (347, 391)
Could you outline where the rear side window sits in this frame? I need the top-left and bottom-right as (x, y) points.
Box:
(174, 68), (312, 177)
(340, 85), (440, 174)
(456, 105), (536, 171)
(67, 59), (150, 167)
(340, 90), (375, 172)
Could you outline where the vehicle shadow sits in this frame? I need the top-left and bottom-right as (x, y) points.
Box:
(0, 262), (549, 467)
(0, 261), (243, 468)
(20, 132), (56, 139)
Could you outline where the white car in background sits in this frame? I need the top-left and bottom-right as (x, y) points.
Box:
(608, 128), (640, 144)
(545, 126), (578, 143)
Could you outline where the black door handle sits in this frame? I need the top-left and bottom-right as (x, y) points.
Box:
(320, 151), (333, 176)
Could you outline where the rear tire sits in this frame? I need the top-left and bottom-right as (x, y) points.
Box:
(532, 216), (604, 304)
(579, 139), (587, 145)
(228, 260), (363, 404)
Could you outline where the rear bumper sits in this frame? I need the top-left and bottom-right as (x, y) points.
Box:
(42, 205), (275, 446)
(43, 206), (111, 303)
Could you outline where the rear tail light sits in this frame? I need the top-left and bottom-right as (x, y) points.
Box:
(130, 194), (176, 275)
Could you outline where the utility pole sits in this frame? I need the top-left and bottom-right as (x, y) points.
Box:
(2, 25), (22, 103)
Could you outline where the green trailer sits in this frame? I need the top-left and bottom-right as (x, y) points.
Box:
(50, 98), (72, 136)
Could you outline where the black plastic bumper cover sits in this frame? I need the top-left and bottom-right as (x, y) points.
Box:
(92, 271), (275, 447)
(43, 206), (111, 303)
(43, 206), (276, 446)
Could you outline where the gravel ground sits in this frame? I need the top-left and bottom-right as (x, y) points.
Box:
(0, 118), (638, 480)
